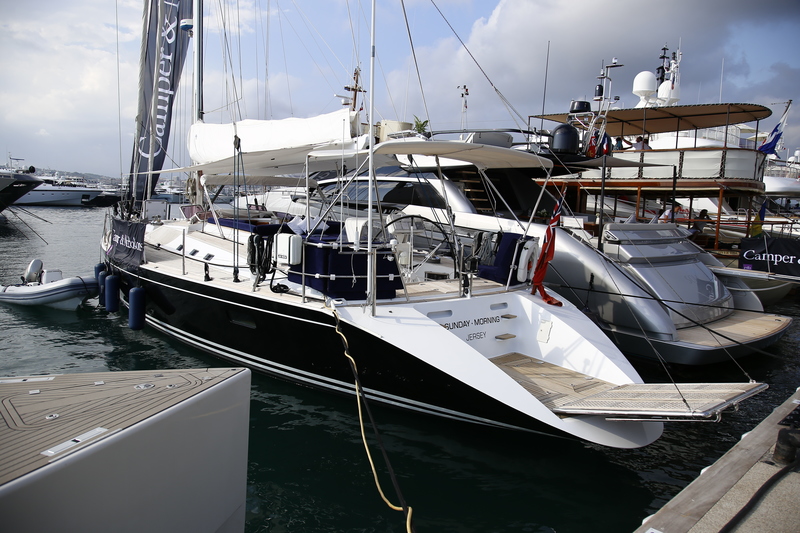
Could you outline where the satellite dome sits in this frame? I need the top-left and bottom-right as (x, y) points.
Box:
(632, 71), (657, 107)
(551, 124), (580, 154)
(657, 80), (680, 106)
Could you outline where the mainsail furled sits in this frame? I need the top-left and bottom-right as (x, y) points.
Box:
(129, 0), (193, 205)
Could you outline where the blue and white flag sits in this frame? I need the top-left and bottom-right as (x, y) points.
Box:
(758, 101), (791, 156)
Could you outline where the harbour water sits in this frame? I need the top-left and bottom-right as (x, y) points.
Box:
(1, 206), (799, 532)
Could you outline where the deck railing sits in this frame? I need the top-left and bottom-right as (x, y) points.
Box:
(580, 147), (767, 182)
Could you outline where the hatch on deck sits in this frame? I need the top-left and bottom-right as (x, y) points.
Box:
(492, 353), (767, 421)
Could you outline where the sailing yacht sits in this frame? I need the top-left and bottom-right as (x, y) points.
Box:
(101, 3), (766, 448)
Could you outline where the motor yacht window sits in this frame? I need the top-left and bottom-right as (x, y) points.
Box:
(318, 178), (446, 209)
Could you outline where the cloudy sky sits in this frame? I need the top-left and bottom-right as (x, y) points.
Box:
(1, 0), (798, 178)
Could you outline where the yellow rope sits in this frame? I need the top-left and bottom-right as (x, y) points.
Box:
(331, 308), (413, 532)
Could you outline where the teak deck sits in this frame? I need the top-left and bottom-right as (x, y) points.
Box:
(676, 309), (791, 347)
(0, 368), (247, 487)
(491, 353), (767, 420)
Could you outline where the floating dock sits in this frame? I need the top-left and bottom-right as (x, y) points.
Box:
(634, 387), (800, 532)
(0, 368), (251, 533)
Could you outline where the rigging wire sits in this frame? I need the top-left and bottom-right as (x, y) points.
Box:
(593, 209), (755, 374)
(264, 0), (272, 117)
(472, 169), (693, 399)
(268, 0), (351, 108)
(289, 0), (350, 76)
(342, 1), (399, 123)
(400, 0), (432, 131)
(274, 0), (294, 115)
(213, 0), (244, 121)
(344, 0), (360, 74)
(253, 0), (263, 117)
(543, 208), (760, 383)
(235, 0), (244, 116)
(536, 101), (747, 376)
(428, 0), (527, 130)
(487, 177), (755, 396)
(4, 208), (47, 244)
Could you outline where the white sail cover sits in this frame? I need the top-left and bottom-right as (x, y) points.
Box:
(188, 108), (361, 165)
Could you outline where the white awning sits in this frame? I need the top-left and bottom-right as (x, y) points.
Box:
(535, 103), (772, 137)
(373, 139), (554, 170)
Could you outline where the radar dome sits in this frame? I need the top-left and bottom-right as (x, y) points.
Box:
(657, 80), (680, 106)
(632, 71), (657, 106)
(551, 124), (580, 154)
(569, 100), (592, 114)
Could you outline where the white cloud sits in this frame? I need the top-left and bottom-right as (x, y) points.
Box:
(0, 0), (797, 176)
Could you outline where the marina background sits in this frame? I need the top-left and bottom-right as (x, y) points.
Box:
(1, 0), (798, 180)
(2, 206), (799, 532)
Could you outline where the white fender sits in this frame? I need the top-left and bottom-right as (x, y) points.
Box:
(517, 239), (538, 282)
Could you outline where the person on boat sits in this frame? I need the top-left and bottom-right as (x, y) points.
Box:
(632, 136), (652, 150)
(613, 137), (632, 151)
(689, 209), (711, 240)
(659, 203), (682, 223)
(691, 209), (711, 233)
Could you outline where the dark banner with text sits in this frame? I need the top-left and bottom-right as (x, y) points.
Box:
(739, 236), (800, 277)
(129, 0), (192, 204)
(109, 220), (146, 268)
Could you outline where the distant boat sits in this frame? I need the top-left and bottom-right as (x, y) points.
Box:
(0, 367), (251, 533)
(0, 259), (99, 310)
(0, 168), (42, 218)
(15, 175), (104, 207)
(763, 150), (800, 198)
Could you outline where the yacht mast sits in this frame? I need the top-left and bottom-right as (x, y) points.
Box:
(189, 0), (203, 205)
(192, 0), (203, 123)
(366, 0), (376, 314)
